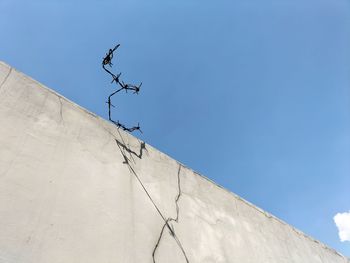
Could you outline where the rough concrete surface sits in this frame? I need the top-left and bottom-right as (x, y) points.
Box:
(0, 61), (348, 263)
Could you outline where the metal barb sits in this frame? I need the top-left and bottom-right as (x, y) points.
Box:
(102, 44), (142, 133)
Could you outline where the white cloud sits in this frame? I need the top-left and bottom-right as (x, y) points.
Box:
(334, 211), (350, 242)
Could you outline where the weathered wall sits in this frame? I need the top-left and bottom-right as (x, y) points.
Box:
(0, 61), (348, 263)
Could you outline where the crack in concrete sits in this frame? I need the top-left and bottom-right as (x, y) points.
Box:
(152, 164), (189, 263)
(0, 67), (12, 92)
(58, 97), (64, 123)
(112, 131), (189, 263)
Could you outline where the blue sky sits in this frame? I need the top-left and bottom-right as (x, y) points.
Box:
(1, 0), (349, 257)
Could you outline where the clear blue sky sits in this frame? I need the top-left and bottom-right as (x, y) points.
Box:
(1, 0), (349, 257)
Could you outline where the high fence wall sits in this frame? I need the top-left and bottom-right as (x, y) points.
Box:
(0, 61), (348, 263)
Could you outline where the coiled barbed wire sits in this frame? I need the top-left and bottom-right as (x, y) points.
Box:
(102, 44), (142, 133)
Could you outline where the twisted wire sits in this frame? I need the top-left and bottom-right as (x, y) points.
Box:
(102, 44), (142, 133)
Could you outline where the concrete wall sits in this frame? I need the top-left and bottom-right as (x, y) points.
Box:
(0, 61), (348, 263)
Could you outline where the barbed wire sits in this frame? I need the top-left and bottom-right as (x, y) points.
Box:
(102, 44), (142, 133)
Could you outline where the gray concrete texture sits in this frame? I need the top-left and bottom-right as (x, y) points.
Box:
(0, 61), (348, 263)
